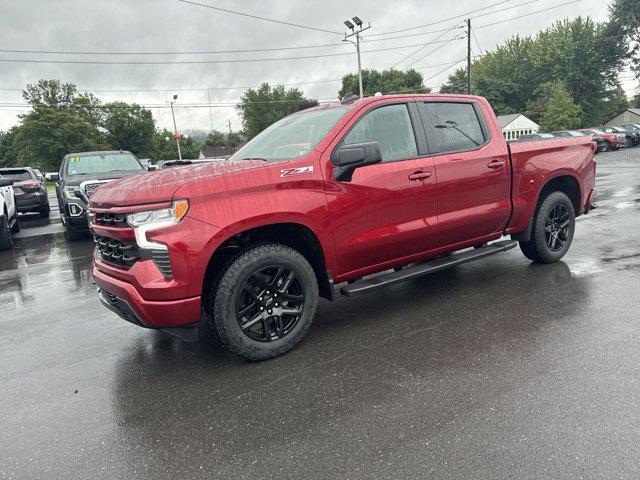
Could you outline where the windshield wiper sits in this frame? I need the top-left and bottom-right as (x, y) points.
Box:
(237, 157), (268, 162)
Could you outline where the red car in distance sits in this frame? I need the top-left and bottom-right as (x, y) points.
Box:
(579, 128), (625, 151)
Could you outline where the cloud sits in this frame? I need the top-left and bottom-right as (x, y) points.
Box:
(0, 0), (630, 132)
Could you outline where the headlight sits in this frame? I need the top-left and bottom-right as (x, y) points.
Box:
(126, 199), (189, 227)
(64, 186), (81, 200)
(127, 199), (189, 250)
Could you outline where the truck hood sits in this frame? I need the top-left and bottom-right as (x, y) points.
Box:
(62, 170), (144, 187)
(89, 159), (267, 208)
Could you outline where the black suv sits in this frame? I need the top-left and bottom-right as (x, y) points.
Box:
(0, 167), (50, 218)
(51, 151), (147, 241)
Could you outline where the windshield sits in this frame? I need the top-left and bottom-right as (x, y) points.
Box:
(0, 169), (32, 181)
(65, 153), (143, 176)
(230, 106), (352, 162)
(590, 129), (605, 135)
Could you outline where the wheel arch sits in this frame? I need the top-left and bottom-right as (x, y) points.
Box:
(201, 222), (334, 310)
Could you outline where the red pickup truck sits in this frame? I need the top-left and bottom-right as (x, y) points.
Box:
(89, 94), (596, 360)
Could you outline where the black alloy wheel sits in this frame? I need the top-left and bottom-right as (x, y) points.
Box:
(235, 265), (305, 342)
(544, 204), (570, 252)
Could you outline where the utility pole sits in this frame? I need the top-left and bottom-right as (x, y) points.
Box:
(343, 16), (371, 99)
(228, 119), (232, 133)
(168, 94), (182, 161)
(207, 89), (214, 133)
(467, 18), (472, 95)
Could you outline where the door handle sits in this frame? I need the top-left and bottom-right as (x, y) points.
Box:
(408, 171), (432, 181)
(487, 159), (505, 169)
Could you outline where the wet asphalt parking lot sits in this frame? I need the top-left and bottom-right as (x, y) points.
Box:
(2, 148), (640, 480)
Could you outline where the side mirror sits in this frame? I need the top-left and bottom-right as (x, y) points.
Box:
(148, 165), (159, 171)
(0, 178), (14, 187)
(48, 172), (60, 182)
(333, 141), (383, 182)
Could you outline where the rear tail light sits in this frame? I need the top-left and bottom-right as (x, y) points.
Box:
(21, 182), (39, 188)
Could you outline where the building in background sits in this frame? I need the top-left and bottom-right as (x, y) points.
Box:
(497, 113), (540, 140)
(605, 108), (640, 126)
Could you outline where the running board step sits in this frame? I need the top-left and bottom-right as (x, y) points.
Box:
(340, 240), (518, 297)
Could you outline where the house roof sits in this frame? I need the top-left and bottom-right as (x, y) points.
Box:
(496, 113), (521, 128)
(628, 108), (640, 116)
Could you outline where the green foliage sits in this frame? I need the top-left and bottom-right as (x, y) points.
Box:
(205, 130), (226, 147)
(470, 17), (627, 125)
(101, 102), (155, 157)
(338, 68), (429, 97)
(237, 83), (314, 139)
(606, 0), (640, 79)
(633, 90), (640, 108)
(538, 82), (583, 132)
(150, 129), (202, 161)
(11, 108), (101, 171)
(0, 127), (19, 167)
(226, 131), (243, 149)
(439, 68), (468, 94)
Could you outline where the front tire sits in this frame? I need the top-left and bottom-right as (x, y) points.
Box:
(10, 214), (20, 233)
(0, 214), (13, 251)
(65, 219), (83, 241)
(209, 243), (319, 361)
(519, 191), (575, 263)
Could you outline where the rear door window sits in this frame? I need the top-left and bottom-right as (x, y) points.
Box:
(0, 169), (32, 181)
(419, 102), (487, 154)
(342, 103), (418, 163)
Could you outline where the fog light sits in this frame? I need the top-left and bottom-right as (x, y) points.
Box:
(69, 203), (84, 217)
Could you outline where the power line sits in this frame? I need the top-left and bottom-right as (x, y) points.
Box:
(0, 42), (349, 56)
(176, 0), (343, 36)
(366, 0), (515, 37)
(0, 38), (466, 65)
(475, 0), (581, 30)
(389, 23), (464, 69)
(403, 36), (465, 70)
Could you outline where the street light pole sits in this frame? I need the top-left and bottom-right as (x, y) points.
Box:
(343, 16), (371, 99)
(168, 94), (182, 161)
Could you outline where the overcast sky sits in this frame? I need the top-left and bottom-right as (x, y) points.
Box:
(0, 0), (636, 133)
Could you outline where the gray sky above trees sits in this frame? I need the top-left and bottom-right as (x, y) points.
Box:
(0, 0), (635, 132)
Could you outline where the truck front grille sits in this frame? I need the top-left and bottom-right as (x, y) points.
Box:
(84, 182), (103, 199)
(94, 235), (140, 269)
(95, 212), (128, 227)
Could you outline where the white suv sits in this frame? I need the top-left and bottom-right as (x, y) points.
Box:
(0, 175), (19, 250)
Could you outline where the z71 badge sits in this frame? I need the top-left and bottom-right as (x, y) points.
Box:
(280, 166), (314, 178)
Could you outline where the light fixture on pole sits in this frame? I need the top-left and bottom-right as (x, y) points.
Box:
(343, 16), (371, 99)
(167, 94), (183, 161)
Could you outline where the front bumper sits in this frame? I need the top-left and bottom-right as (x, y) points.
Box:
(93, 266), (202, 334)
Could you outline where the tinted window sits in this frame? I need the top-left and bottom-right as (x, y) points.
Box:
(343, 104), (417, 162)
(65, 153), (143, 176)
(421, 102), (486, 154)
(0, 169), (32, 181)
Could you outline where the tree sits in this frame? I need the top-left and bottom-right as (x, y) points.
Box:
(633, 89), (640, 108)
(338, 68), (429, 98)
(11, 108), (100, 171)
(439, 68), (468, 94)
(237, 83), (315, 139)
(598, 84), (629, 124)
(226, 131), (243, 149)
(149, 129), (203, 161)
(538, 82), (583, 132)
(101, 102), (155, 157)
(606, 0), (640, 79)
(0, 127), (19, 167)
(205, 130), (226, 148)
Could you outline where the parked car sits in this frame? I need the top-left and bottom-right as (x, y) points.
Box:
(0, 167), (51, 218)
(0, 174), (19, 250)
(50, 151), (147, 241)
(601, 126), (639, 147)
(580, 128), (625, 151)
(511, 133), (556, 141)
(615, 124), (640, 146)
(551, 131), (606, 153)
(89, 93), (596, 360)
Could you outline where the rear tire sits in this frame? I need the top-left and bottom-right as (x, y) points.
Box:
(0, 214), (13, 251)
(519, 191), (575, 263)
(40, 203), (50, 218)
(208, 243), (319, 361)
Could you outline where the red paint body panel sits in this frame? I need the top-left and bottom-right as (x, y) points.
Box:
(88, 93), (596, 329)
